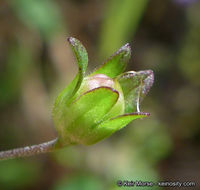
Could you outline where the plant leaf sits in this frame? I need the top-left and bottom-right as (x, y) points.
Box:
(57, 87), (119, 145)
(91, 43), (131, 78)
(118, 70), (154, 113)
(86, 112), (150, 144)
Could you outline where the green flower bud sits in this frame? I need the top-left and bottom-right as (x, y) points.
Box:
(0, 37), (154, 161)
(52, 37), (154, 147)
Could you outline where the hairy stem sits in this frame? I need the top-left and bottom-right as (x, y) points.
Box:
(0, 138), (58, 161)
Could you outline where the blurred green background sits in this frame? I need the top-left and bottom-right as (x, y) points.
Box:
(0, 0), (200, 189)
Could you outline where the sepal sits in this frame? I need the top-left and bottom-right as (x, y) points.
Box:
(84, 112), (150, 145)
(91, 43), (131, 78)
(55, 87), (119, 145)
(118, 70), (154, 113)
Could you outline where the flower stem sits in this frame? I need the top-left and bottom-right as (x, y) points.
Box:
(0, 138), (58, 161)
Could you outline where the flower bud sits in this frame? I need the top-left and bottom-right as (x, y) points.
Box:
(52, 37), (154, 147)
(0, 37), (154, 161)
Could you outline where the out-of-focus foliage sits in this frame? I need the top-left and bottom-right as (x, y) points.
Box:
(0, 44), (32, 106)
(178, 3), (200, 86)
(52, 175), (105, 190)
(9, 0), (64, 40)
(0, 0), (200, 189)
(127, 118), (172, 166)
(99, 0), (148, 58)
(0, 159), (41, 189)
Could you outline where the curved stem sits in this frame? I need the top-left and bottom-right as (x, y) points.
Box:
(0, 138), (58, 161)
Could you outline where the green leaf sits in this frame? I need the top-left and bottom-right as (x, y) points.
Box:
(118, 70), (154, 113)
(91, 43), (131, 78)
(87, 112), (150, 144)
(56, 87), (119, 145)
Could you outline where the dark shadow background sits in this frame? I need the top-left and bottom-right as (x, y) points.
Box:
(0, 0), (199, 189)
